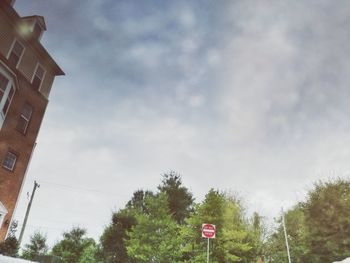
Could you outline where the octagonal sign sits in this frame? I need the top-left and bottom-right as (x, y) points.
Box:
(202, 223), (216, 238)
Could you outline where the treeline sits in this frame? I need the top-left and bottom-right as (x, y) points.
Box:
(1, 172), (350, 262)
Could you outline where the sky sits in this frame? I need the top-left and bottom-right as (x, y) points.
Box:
(13, 0), (350, 247)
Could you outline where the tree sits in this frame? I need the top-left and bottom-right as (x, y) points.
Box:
(78, 243), (102, 263)
(158, 171), (194, 224)
(0, 236), (19, 257)
(266, 205), (309, 263)
(126, 193), (182, 262)
(100, 209), (137, 263)
(126, 190), (154, 215)
(99, 190), (154, 263)
(266, 179), (350, 262)
(51, 227), (95, 263)
(247, 212), (266, 260)
(21, 231), (48, 260)
(0, 220), (19, 257)
(303, 179), (350, 262)
(181, 189), (255, 262)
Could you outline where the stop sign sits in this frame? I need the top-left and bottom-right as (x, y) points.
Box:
(202, 223), (216, 238)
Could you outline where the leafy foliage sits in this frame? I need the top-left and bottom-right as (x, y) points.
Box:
(303, 179), (350, 262)
(51, 227), (95, 263)
(0, 220), (19, 257)
(181, 189), (260, 262)
(267, 179), (350, 262)
(0, 236), (19, 257)
(21, 231), (48, 260)
(158, 171), (194, 224)
(99, 209), (137, 263)
(126, 193), (182, 262)
(266, 205), (309, 262)
(78, 243), (102, 263)
(15, 175), (350, 263)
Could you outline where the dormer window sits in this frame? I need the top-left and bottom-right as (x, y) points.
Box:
(20, 16), (47, 41)
(7, 40), (24, 69)
(32, 64), (45, 91)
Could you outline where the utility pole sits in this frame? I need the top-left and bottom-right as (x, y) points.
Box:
(18, 181), (40, 245)
(282, 208), (292, 263)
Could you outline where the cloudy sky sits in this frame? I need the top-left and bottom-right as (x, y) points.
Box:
(13, 0), (350, 246)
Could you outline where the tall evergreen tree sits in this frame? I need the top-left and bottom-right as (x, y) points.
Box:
(100, 209), (137, 263)
(158, 171), (194, 224)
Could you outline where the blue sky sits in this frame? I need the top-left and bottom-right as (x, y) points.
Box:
(13, 0), (350, 246)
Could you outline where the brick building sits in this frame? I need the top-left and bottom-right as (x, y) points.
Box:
(0, 0), (64, 241)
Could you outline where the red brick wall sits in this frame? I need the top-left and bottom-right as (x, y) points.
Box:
(0, 66), (48, 240)
(0, 0), (62, 241)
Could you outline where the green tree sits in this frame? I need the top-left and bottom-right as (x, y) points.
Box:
(266, 205), (309, 263)
(21, 231), (48, 260)
(78, 243), (102, 263)
(247, 212), (266, 260)
(126, 190), (154, 214)
(0, 236), (19, 257)
(100, 209), (137, 263)
(126, 193), (182, 262)
(181, 190), (254, 262)
(303, 179), (350, 262)
(0, 220), (19, 257)
(51, 227), (95, 263)
(158, 171), (194, 224)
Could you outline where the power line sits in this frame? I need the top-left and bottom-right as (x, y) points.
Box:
(38, 180), (130, 198)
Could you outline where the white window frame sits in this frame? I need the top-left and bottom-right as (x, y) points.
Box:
(31, 63), (46, 92)
(2, 151), (17, 171)
(0, 67), (15, 129)
(6, 39), (25, 69)
(17, 103), (33, 134)
(0, 201), (8, 229)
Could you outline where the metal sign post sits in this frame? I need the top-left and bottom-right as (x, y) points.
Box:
(207, 238), (210, 263)
(202, 223), (216, 263)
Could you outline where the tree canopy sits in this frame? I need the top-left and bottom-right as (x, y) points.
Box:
(13, 175), (350, 263)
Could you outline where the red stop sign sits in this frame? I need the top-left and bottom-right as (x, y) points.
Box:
(202, 223), (216, 238)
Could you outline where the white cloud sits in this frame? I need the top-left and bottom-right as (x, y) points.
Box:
(13, 0), (350, 247)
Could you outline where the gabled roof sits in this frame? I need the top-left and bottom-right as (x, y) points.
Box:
(0, 3), (65, 76)
(0, 201), (8, 214)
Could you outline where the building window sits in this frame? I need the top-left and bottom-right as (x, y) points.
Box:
(17, 103), (33, 134)
(0, 201), (8, 229)
(32, 64), (45, 90)
(0, 73), (9, 103)
(0, 71), (15, 128)
(8, 40), (24, 68)
(2, 152), (17, 171)
(2, 86), (14, 116)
